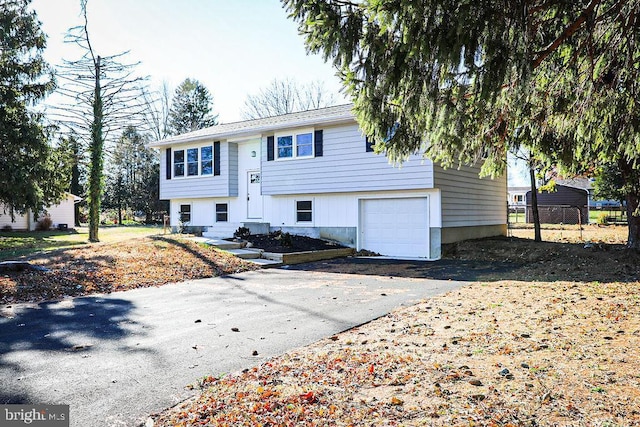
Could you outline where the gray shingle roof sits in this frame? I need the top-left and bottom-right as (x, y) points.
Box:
(148, 104), (355, 147)
(556, 178), (593, 190)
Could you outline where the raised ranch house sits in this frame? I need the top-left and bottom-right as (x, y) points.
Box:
(0, 193), (80, 231)
(149, 104), (507, 259)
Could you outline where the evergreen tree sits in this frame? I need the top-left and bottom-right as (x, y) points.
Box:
(168, 78), (218, 135)
(103, 126), (162, 224)
(284, 0), (640, 248)
(0, 0), (65, 218)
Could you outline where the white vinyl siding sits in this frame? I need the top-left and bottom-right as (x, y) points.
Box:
(262, 124), (434, 195)
(263, 189), (439, 228)
(0, 209), (29, 230)
(160, 142), (238, 200)
(0, 195), (76, 231)
(434, 164), (507, 228)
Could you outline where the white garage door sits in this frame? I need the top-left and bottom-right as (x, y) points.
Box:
(360, 197), (430, 258)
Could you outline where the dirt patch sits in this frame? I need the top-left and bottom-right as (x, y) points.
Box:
(237, 232), (347, 254)
(289, 231), (640, 283)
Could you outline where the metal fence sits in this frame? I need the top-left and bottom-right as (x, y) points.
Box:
(508, 204), (627, 228)
(508, 204), (585, 226)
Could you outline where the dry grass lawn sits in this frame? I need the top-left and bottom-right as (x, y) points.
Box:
(152, 225), (640, 426)
(0, 235), (255, 304)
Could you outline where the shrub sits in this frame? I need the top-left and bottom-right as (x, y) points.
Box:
(1, 225), (12, 232)
(597, 212), (609, 225)
(36, 216), (53, 231)
(234, 226), (251, 239)
(281, 232), (293, 247)
(272, 230), (293, 248)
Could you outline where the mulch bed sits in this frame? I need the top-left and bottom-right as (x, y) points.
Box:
(237, 233), (347, 254)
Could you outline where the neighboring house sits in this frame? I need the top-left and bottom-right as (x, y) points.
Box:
(0, 193), (80, 231)
(508, 186), (529, 209)
(148, 104), (507, 259)
(525, 183), (589, 224)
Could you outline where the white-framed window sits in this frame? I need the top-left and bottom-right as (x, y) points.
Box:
(296, 200), (312, 222)
(173, 145), (213, 178)
(216, 203), (228, 222)
(174, 150), (185, 177)
(179, 204), (191, 223)
(201, 146), (213, 175)
(187, 148), (198, 176)
(276, 128), (314, 159)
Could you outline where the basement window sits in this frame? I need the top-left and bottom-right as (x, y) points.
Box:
(179, 204), (191, 223)
(296, 200), (312, 222)
(216, 203), (228, 222)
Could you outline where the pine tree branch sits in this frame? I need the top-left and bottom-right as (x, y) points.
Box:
(532, 0), (602, 69)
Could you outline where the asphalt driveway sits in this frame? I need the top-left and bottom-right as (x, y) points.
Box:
(0, 268), (466, 426)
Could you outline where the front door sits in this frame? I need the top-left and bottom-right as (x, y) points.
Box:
(247, 170), (262, 219)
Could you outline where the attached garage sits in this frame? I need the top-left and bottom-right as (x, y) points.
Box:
(359, 197), (430, 258)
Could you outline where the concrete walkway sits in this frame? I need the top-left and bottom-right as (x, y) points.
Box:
(0, 269), (466, 426)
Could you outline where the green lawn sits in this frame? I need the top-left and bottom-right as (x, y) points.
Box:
(0, 225), (164, 261)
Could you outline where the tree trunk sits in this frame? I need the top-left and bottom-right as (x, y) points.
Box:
(529, 167), (542, 242)
(625, 193), (640, 249)
(88, 56), (103, 242)
(619, 158), (640, 250)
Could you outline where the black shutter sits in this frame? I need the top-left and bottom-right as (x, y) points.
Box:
(165, 148), (172, 179)
(365, 136), (374, 152)
(267, 136), (274, 161)
(213, 141), (221, 176)
(314, 130), (323, 157)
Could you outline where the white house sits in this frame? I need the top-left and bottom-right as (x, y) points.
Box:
(0, 193), (80, 231)
(148, 104), (507, 259)
(508, 186), (529, 207)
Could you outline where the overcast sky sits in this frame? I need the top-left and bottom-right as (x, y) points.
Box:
(30, 0), (347, 123)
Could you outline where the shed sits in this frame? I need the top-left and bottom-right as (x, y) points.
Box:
(526, 184), (589, 224)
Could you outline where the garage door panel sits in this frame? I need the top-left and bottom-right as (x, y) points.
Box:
(360, 198), (430, 258)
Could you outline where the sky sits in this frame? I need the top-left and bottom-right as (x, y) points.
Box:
(30, 0), (347, 123)
(29, 0), (529, 186)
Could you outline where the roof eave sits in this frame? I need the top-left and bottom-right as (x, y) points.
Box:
(147, 114), (356, 148)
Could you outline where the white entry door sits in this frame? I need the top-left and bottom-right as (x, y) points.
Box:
(360, 197), (430, 258)
(247, 170), (262, 219)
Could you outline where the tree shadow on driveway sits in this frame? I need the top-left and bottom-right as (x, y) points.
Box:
(0, 296), (143, 402)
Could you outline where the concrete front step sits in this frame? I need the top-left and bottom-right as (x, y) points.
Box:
(204, 239), (245, 250)
(244, 258), (283, 267)
(223, 248), (263, 259)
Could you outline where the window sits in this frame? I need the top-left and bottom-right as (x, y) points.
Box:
(296, 133), (313, 156)
(179, 204), (191, 223)
(187, 148), (199, 176)
(277, 135), (293, 158)
(276, 129), (313, 159)
(201, 146), (213, 175)
(174, 150), (185, 177)
(173, 145), (213, 177)
(296, 200), (312, 222)
(216, 203), (228, 222)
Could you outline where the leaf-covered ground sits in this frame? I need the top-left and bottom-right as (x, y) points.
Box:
(152, 226), (640, 426)
(153, 280), (640, 426)
(0, 236), (255, 304)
